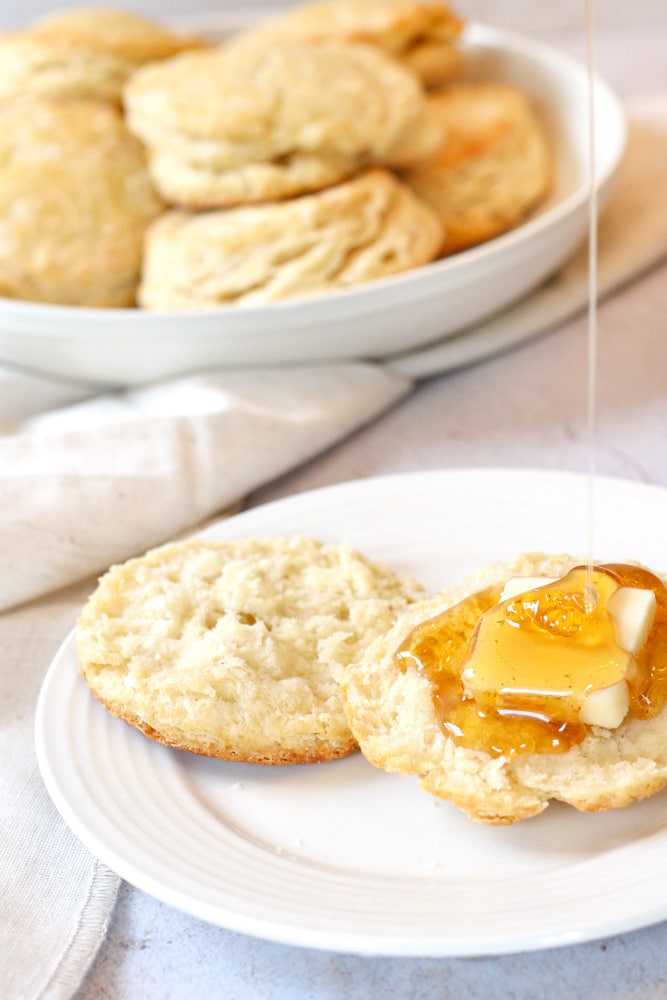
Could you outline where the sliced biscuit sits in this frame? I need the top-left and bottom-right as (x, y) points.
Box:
(401, 81), (553, 255)
(0, 9), (200, 105)
(341, 552), (667, 824)
(138, 169), (443, 308)
(229, 0), (465, 88)
(124, 40), (427, 207)
(76, 537), (427, 765)
(0, 98), (163, 307)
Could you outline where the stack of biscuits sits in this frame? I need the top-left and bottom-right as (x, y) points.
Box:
(0, 9), (197, 306)
(0, 2), (553, 309)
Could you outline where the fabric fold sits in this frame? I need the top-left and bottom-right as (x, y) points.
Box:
(0, 364), (410, 611)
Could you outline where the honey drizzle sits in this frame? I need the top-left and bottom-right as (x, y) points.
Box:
(585, 0), (599, 608)
(395, 564), (667, 758)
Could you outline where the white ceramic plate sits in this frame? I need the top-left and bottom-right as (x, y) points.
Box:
(0, 19), (625, 387)
(36, 468), (667, 956)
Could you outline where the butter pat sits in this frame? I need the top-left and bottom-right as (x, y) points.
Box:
(608, 586), (657, 655)
(500, 576), (556, 601)
(579, 680), (630, 729)
(579, 586), (657, 729)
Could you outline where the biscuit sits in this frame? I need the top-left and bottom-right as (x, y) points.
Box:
(401, 36), (464, 89)
(0, 9), (200, 105)
(383, 101), (448, 169)
(138, 169), (443, 308)
(76, 537), (427, 765)
(0, 99), (164, 307)
(124, 41), (427, 207)
(400, 82), (552, 255)
(341, 552), (667, 824)
(230, 0), (465, 88)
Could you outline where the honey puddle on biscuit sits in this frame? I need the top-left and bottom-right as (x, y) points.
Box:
(395, 564), (667, 757)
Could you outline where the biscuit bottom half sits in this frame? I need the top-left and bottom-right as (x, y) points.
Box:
(75, 536), (426, 765)
(340, 552), (667, 824)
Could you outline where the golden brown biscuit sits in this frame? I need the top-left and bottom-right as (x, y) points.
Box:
(230, 0), (465, 88)
(76, 537), (427, 765)
(401, 36), (464, 88)
(383, 101), (448, 169)
(124, 41), (427, 207)
(0, 9), (200, 105)
(401, 82), (553, 255)
(341, 552), (667, 824)
(138, 169), (443, 308)
(0, 99), (164, 307)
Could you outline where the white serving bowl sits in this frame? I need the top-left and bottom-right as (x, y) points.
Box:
(0, 20), (625, 387)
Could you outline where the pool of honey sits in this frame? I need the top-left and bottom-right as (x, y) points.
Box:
(395, 564), (667, 757)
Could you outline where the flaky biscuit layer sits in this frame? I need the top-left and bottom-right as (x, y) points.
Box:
(138, 169), (443, 308)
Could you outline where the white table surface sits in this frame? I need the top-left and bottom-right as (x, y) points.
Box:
(4, 9), (664, 999)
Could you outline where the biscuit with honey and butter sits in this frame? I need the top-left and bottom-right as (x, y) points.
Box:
(76, 537), (426, 765)
(341, 552), (667, 824)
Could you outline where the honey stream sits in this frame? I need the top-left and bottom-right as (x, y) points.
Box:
(585, 0), (599, 608)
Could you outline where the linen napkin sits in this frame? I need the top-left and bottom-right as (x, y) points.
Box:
(3, 94), (667, 1000)
(0, 363), (411, 612)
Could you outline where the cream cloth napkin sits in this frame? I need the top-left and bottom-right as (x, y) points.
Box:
(3, 95), (667, 1000)
(0, 363), (411, 611)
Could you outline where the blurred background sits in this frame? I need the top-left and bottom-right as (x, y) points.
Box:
(0, 0), (665, 32)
